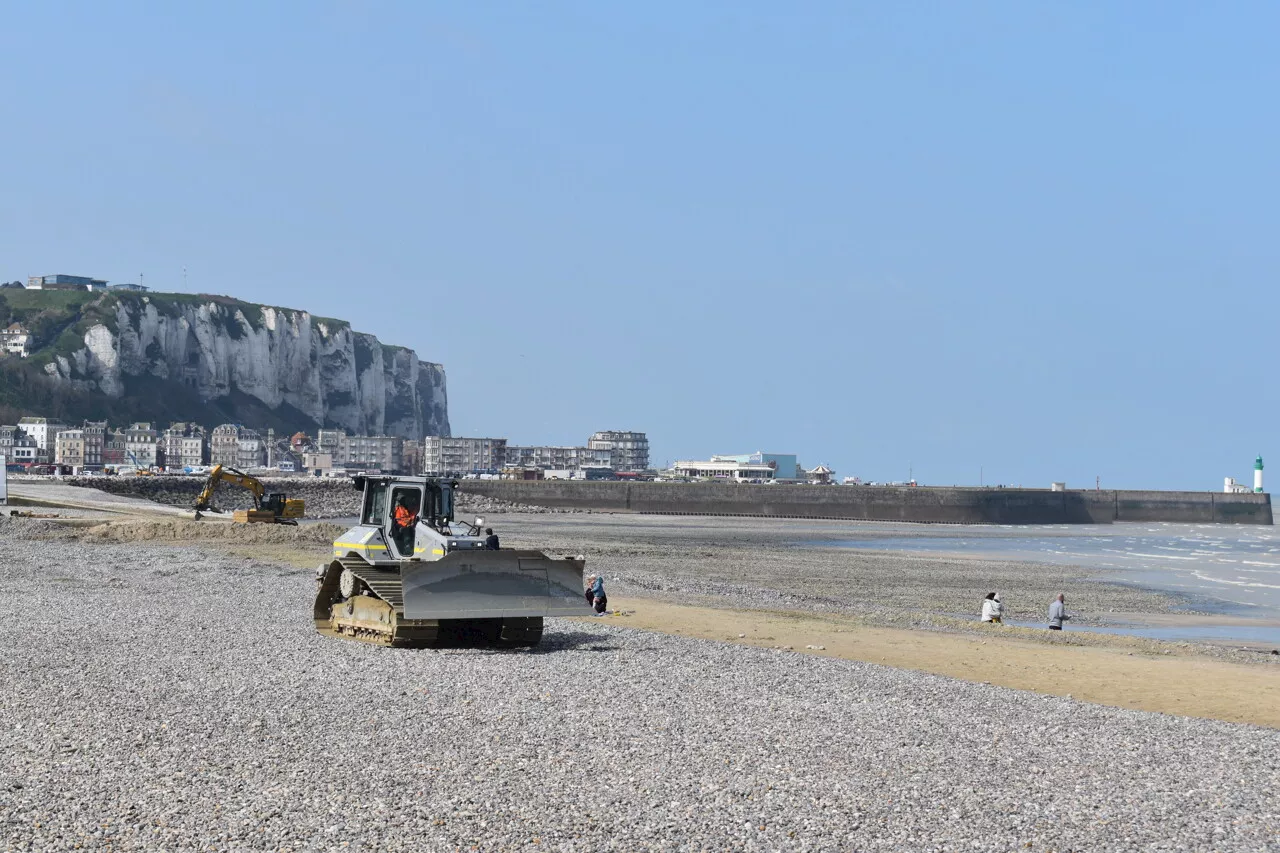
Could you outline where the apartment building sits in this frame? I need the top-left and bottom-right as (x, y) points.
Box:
(82, 421), (106, 467)
(124, 423), (158, 468)
(504, 445), (611, 471)
(236, 436), (265, 469)
(340, 434), (403, 472)
(204, 423), (265, 468)
(401, 440), (422, 476)
(55, 429), (85, 467)
(587, 430), (650, 472)
(103, 429), (128, 466)
(316, 429), (344, 458)
(0, 425), (38, 465)
(17, 417), (65, 453)
(160, 423), (208, 469)
(422, 436), (507, 475)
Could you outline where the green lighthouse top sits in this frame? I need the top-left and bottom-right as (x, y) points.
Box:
(1256, 455), (1264, 470)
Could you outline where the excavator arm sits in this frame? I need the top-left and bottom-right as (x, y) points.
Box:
(193, 464), (266, 514)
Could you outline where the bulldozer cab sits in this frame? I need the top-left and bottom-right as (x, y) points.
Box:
(356, 476), (461, 559)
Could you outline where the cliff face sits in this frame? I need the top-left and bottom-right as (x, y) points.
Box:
(30, 292), (449, 439)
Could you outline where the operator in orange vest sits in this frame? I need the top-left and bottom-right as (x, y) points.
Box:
(392, 494), (419, 555)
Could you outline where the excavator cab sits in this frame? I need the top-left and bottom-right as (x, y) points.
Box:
(261, 492), (305, 521)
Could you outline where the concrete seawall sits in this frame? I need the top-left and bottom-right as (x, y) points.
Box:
(457, 482), (1274, 525)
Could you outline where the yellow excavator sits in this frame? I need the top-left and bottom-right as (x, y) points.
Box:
(192, 464), (305, 525)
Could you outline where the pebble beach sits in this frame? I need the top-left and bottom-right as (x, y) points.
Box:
(2, 513), (1279, 851)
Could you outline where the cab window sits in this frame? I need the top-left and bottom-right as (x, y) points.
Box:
(362, 483), (388, 525)
(391, 487), (422, 521)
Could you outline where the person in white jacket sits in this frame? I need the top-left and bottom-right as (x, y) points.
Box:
(980, 592), (1004, 624)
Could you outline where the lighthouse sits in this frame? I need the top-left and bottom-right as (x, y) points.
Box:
(1255, 455), (1264, 493)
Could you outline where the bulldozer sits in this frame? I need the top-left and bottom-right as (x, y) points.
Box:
(313, 475), (587, 647)
(192, 464), (305, 524)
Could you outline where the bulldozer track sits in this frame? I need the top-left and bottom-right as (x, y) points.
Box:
(315, 557), (543, 648)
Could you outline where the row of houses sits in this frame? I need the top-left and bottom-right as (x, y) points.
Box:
(1, 419), (286, 471)
(1, 419), (210, 469)
(2, 416), (651, 477)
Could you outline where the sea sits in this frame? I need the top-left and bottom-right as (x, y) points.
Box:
(817, 522), (1280, 645)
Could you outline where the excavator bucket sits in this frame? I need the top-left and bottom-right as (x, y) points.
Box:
(401, 550), (587, 619)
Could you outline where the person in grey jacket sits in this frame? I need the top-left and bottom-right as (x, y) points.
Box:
(1048, 593), (1070, 630)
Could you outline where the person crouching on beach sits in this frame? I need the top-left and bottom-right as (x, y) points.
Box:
(591, 574), (608, 615)
(1048, 593), (1070, 630)
(584, 575), (596, 607)
(981, 592), (1003, 624)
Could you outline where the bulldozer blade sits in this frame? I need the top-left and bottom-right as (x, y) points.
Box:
(401, 550), (588, 620)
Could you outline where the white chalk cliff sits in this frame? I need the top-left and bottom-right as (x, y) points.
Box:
(42, 296), (449, 439)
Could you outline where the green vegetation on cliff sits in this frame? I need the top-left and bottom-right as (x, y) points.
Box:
(0, 289), (361, 360)
(0, 288), (410, 433)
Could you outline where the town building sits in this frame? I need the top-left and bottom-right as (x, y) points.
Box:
(124, 423), (158, 468)
(160, 423), (208, 469)
(422, 436), (507, 476)
(0, 425), (23, 450)
(210, 424), (244, 467)
(315, 430), (406, 472)
(0, 425), (38, 466)
(588, 430), (650, 472)
(316, 429), (344, 458)
(670, 458), (777, 481)
(235, 429), (265, 469)
(1, 323), (31, 357)
(81, 421), (106, 467)
(103, 429), (128, 466)
(55, 429), (85, 468)
(505, 445), (612, 471)
(711, 451), (800, 480)
(26, 274), (108, 291)
(302, 451), (333, 472)
(108, 283), (149, 292)
(17, 418), (65, 453)
(401, 439), (422, 476)
(340, 434), (403, 473)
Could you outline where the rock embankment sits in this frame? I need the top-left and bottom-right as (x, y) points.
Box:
(62, 475), (578, 518)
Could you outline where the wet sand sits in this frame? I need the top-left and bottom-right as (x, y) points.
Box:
(572, 598), (1280, 728)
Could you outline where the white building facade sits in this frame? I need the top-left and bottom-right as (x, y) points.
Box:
(423, 436), (507, 475)
(587, 430), (649, 472)
(671, 459), (777, 480)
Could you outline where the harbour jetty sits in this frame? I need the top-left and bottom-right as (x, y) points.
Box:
(458, 481), (1274, 525)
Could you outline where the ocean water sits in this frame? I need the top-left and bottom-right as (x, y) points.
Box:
(820, 522), (1280, 624)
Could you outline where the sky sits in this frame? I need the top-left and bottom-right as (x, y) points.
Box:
(2, 1), (1277, 489)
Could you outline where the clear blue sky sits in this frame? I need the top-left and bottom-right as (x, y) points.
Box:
(2, 2), (1276, 489)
